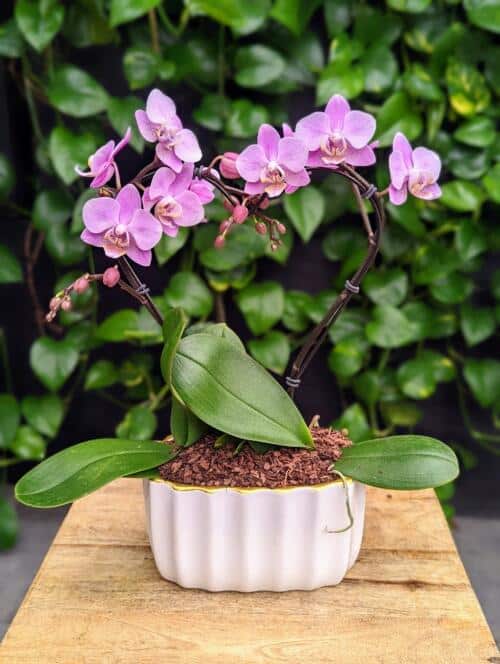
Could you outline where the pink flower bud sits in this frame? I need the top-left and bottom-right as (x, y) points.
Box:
(61, 298), (72, 311)
(277, 222), (287, 235)
(223, 199), (233, 212)
(214, 235), (226, 249)
(259, 197), (270, 210)
(74, 277), (89, 294)
(219, 152), (240, 179)
(103, 266), (120, 288)
(255, 222), (267, 235)
(49, 297), (60, 310)
(219, 220), (231, 233)
(232, 205), (248, 224)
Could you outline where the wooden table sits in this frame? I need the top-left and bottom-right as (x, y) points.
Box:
(1, 479), (497, 663)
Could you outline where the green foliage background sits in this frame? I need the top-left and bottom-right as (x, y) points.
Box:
(0, 0), (499, 545)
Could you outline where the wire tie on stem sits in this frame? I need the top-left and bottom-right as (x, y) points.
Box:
(361, 183), (377, 199)
(285, 376), (301, 389)
(344, 280), (360, 294)
(136, 283), (150, 297)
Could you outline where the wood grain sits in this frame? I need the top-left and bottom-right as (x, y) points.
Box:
(1, 480), (497, 664)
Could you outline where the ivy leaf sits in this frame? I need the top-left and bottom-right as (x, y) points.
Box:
(0, 19), (24, 58)
(446, 60), (491, 117)
(365, 305), (417, 348)
(282, 290), (314, 333)
(185, 0), (270, 35)
(155, 228), (189, 265)
(363, 268), (408, 307)
(107, 96), (144, 153)
(48, 126), (98, 185)
(454, 116), (496, 148)
(15, 0), (64, 52)
(21, 394), (64, 438)
(387, 0), (431, 12)
(170, 397), (208, 447)
(328, 336), (368, 378)
(0, 244), (22, 284)
(84, 360), (119, 391)
(164, 272), (213, 318)
(236, 281), (285, 335)
(248, 331), (291, 375)
(283, 186), (325, 242)
(234, 45), (286, 87)
(317, 62), (364, 103)
(109, 0), (162, 26)
(44, 221), (88, 266)
(30, 338), (79, 392)
(10, 425), (46, 461)
(116, 406), (157, 441)
(397, 358), (436, 400)
(271, 0), (323, 35)
(440, 180), (485, 212)
(482, 163), (500, 204)
(464, 0), (500, 35)
(225, 99), (270, 138)
(123, 47), (158, 90)
(47, 65), (109, 118)
(454, 218), (486, 261)
(460, 305), (496, 347)
(380, 400), (422, 427)
(333, 403), (370, 443)
(95, 310), (139, 342)
(464, 359), (500, 408)
(63, 0), (115, 48)
(32, 189), (72, 231)
(0, 154), (15, 199)
(361, 44), (399, 93)
(375, 91), (423, 147)
(0, 394), (20, 449)
(193, 94), (231, 131)
(430, 272), (474, 305)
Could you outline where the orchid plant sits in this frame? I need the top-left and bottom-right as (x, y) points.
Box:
(15, 90), (458, 510)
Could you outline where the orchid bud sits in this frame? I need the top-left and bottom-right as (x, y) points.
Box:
(61, 297), (72, 311)
(259, 197), (270, 210)
(49, 296), (61, 310)
(255, 222), (267, 235)
(277, 222), (287, 235)
(103, 266), (120, 288)
(214, 235), (226, 249)
(74, 277), (89, 294)
(232, 205), (248, 224)
(219, 219), (231, 233)
(219, 152), (240, 179)
(270, 240), (281, 252)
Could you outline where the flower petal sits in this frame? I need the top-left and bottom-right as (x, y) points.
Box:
(414, 182), (441, 201)
(305, 149), (327, 168)
(150, 167), (176, 199)
(80, 229), (104, 247)
(258, 124), (280, 160)
(82, 197), (119, 233)
(345, 145), (377, 167)
(411, 147), (441, 181)
(156, 143), (183, 172)
(126, 243), (152, 266)
(236, 144), (267, 182)
(142, 187), (157, 211)
(284, 168), (310, 187)
(324, 95), (350, 130)
(295, 112), (330, 151)
(135, 110), (156, 142)
(244, 181), (265, 195)
(146, 89), (176, 124)
(343, 110), (376, 149)
(174, 129), (202, 163)
(277, 137), (308, 173)
(116, 184), (142, 226)
(90, 164), (115, 188)
(189, 179), (214, 204)
(392, 132), (413, 169)
(90, 141), (114, 172)
(128, 209), (162, 250)
(112, 127), (131, 156)
(282, 123), (294, 137)
(176, 190), (204, 226)
(389, 150), (409, 190)
(389, 184), (408, 206)
(169, 163), (194, 197)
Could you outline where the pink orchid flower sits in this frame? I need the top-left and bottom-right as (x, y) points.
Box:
(295, 95), (376, 168)
(135, 89), (202, 173)
(81, 184), (162, 266)
(143, 164), (206, 237)
(236, 124), (309, 198)
(389, 132), (441, 205)
(75, 128), (131, 188)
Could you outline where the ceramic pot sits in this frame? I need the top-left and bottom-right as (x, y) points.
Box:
(143, 478), (365, 592)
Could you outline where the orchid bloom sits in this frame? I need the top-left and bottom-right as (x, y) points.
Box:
(81, 184), (162, 266)
(143, 164), (206, 237)
(295, 95), (376, 168)
(135, 89), (202, 173)
(75, 128), (131, 188)
(236, 124), (309, 198)
(389, 132), (442, 205)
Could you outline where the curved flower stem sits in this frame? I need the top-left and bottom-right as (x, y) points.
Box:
(285, 164), (386, 399)
(117, 257), (164, 325)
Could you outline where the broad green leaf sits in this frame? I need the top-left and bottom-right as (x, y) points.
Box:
(236, 281), (285, 335)
(464, 359), (500, 408)
(155, 228), (189, 265)
(329, 309), (368, 343)
(334, 435), (459, 490)
(0, 394), (20, 449)
(454, 116), (496, 148)
(15, 0), (64, 52)
(364, 268), (408, 307)
(446, 60), (491, 117)
(282, 291), (314, 333)
(271, 0), (323, 35)
(380, 401), (422, 427)
(30, 338), (79, 392)
(160, 307), (188, 387)
(170, 397), (208, 447)
(15, 438), (175, 507)
(71, 189), (97, 234)
(361, 45), (399, 93)
(225, 99), (270, 138)
(63, 0), (114, 47)
(248, 331), (291, 375)
(447, 145), (489, 181)
(418, 350), (455, 383)
(402, 302), (458, 340)
(32, 189), (72, 231)
(482, 163), (500, 204)
(234, 45), (285, 87)
(454, 218), (486, 261)
(317, 62), (364, 103)
(430, 272), (473, 305)
(49, 126), (98, 185)
(397, 358), (436, 400)
(47, 65), (108, 118)
(464, 0), (500, 34)
(0, 154), (15, 199)
(96, 310), (139, 342)
(172, 334), (313, 448)
(440, 180), (485, 212)
(402, 63), (443, 101)
(387, 0), (431, 12)
(164, 272), (213, 318)
(21, 394), (64, 438)
(123, 47), (158, 90)
(386, 199), (425, 237)
(365, 305), (417, 348)
(186, 322), (245, 351)
(324, 0), (352, 37)
(375, 92), (423, 147)
(0, 19), (24, 58)
(44, 220), (88, 266)
(107, 96), (144, 153)
(193, 94), (231, 131)
(116, 406), (157, 441)
(10, 425), (46, 461)
(199, 224), (266, 271)
(84, 360), (119, 391)
(185, 0), (270, 35)
(0, 498), (18, 550)
(328, 336), (368, 378)
(333, 403), (370, 443)
(283, 186), (325, 242)
(110, 0), (162, 26)
(0, 244), (22, 284)
(460, 305), (496, 347)
(412, 243), (460, 285)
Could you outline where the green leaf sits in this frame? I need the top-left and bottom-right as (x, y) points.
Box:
(333, 403), (370, 443)
(15, 438), (175, 508)
(160, 307), (188, 387)
(464, 0), (500, 34)
(116, 406), (157, 441)
(172, 334), (313, 448)
(380, 401), (422, 427)
(317, 63), (364, 103)
(430, 272), (473, 305)
(0, 244), (22, 284)
(63, 0), (115, 48)
(164, 272), (213, 318)
(10, 425), (46, 461)
(234, 45), (285, 87)
(30, 337), (79, 392)
(0, 394), (20, 449)
(185, 0), (270, 35)
(170, 397), (208, 447)
(454, 116), (496, 148)
(455, 218), (486, 261)
(71, 189), (97, 234)
(283, 186), (325, 242)
(248, 331), (291, 375)
(402, 63), (443, 101)
(0, 19), (24, 58)
(48, 126), (98, 185)
(271, 0), (323, 35)
(328, 336), (368, 378)
(482, 163), (500, 204)
(96, 310), (139, 342)
(186, 322), (245, 352)
(0, 498), (18, 550)
(387, 0), (431, 13)
(361, 45), (399, 93)
(0, 154), (15, 199)
(32, 189), (72, 231)
(225, 99), (270, 138)
(440, 180), (485, 212)
(110, 0), (162, 26)
(464, 359), (500, 408)
(282, 291), (313, 333)
(47, 65), (108, 118)
(21, 394), (64, 438)
(375, 92), (423, 147)
(123, 47), (158, 90)
(397, 358), (436, 400)
(45, 221), (88, 266)
(386, 199), (425, 237)
(446, 60), (491, 117)
(236, 281), (285, 335)
(491, 271), (500, 300)
(199, 224), (266, 271)
(329, 310), (368, 343)
(413, 243), (460, 285)
(84, 360), (118, 391)
(365, 305), (417, 349)
(460, 305), (496, 347)
(107, 96), (144, 153)
(334, 436), (459, 490)
(15, 0), (64, 52)
(364, 268), (408, 307)
(154, 228), (189, 265)
(193, 94), (231, 131)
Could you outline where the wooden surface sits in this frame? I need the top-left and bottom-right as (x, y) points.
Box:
(1, 480), (497, 664)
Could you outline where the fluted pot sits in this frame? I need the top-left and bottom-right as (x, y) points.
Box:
(143, 478), (365, 592)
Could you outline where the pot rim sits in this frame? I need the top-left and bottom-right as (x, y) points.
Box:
(150, 476), (354, 494)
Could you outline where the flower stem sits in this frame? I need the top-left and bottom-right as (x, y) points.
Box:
(148, 9), (160, 54)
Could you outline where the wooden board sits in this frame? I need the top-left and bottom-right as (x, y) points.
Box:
(1, 479), (497, 664)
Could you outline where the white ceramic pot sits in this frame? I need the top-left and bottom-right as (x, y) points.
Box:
(143, 478), (365, 592)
